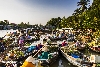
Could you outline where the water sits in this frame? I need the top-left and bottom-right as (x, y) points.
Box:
(0, 30), (99, 67)
(0, 30), (82, 67)
(50, 56), (76, 67)
(0, 30), (17, 37)
(80, 48), (100, 56)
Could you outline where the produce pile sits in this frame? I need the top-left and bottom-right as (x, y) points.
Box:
(3, 47), (27, 61)
(47, 46), (58, 52)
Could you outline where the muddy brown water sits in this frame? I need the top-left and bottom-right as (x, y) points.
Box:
(1, 40), (100, 67)
(50, 55), (77, 67)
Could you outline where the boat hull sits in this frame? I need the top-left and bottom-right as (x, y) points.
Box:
(60, 47), (93, 67)
(89, 46), (100, 53)
(60, 50), (82, 67)
(39, 52), (59, 66)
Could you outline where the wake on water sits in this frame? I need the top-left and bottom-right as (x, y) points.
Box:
(58, 59), (64, 67)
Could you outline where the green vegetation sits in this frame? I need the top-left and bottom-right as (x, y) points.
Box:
(0, 0), (100, 31)
(46, 0), (100, 30)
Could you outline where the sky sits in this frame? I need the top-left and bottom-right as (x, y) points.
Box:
(0, 0), (93, 25)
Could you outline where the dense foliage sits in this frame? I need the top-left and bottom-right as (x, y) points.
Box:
(0, 0), (100, 30)
(46, 0), (100, 30)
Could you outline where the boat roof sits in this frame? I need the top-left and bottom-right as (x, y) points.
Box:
(57, 28), (73, 32)
(62, 28), (73, 30)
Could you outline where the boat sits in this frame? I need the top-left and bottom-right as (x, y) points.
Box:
(1, 42), (44, 61)
(25, 36), (40, 42)
(89, 45), (100, 53)
(50, 37), (67, 41)
(75, 41), (86, 50)
(37, 45), (59, 67)
(19, 44), (58, 67)
(60, 46), (93, 67)
(38, 52), (58, 66)
(43, 36), (67, 41)
(88, 38), (100, 53)
(0, 44), (44, 67)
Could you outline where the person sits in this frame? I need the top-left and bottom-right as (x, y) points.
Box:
(47, 37), (51, 44)
(26, 34), (31, 39)
(61, 30), (66, 38)
(18, 35), (25, 48)
(62, 40), (67, 46)
(75, 40), (79, 47)
(37, 43), (43, 49)
(6, 51), (15, 61)
(75, 40), (83, 48)
(38, 46), (49, 59)
(0, 38), (5, 52)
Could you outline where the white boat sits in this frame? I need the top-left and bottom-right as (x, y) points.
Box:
(60, 46), (93, 67)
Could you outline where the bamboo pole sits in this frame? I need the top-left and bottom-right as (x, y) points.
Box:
(32, 45), (46, 58)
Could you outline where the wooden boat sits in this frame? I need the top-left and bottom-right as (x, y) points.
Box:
(60, 46), (93, 67)
(50, 37), (67, 41)
(38, 52), (58, 66)
(37, 45), (59, 67)
(43, 37), (67, 41)
(0, 45), (43, 67)
(77, 45), (86, 50)
(25, 37), (40, 42)
(89, 45), (100, 53)
(0, 42), (44, 61)
(75, 42), (86, 50)
(88, 38), (100, 53)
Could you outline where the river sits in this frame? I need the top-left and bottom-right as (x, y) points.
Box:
(0, 30), (77, 67)
(50, 55), (77, 67)
(0, 30), (99, 67)
(0, 30), (17, 37)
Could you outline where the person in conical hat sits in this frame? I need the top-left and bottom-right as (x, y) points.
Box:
(20, 56), (36, 67)
(42, 46), (49, 52)
(38, 46), (49, 59)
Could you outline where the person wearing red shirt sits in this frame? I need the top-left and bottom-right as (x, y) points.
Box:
(62, 40), (67, 46)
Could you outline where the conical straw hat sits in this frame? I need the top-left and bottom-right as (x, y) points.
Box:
(42, 46), (49, 52)
(26, 56), (36, 64)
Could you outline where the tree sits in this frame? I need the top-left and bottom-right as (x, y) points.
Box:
(4, 20), (9, 25)
(72, 0), (90, 29)
(0, 21), (6, 25)
(46, 17), (62, 29)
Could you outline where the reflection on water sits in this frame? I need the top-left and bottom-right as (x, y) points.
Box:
(58, 59), (64, 67)
(50, 56), (77, 67)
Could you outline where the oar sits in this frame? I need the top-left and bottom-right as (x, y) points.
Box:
(2, 35), (6, 39)
(32, 45), (46, 58)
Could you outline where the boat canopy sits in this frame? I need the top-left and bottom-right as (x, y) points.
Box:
(62, 28), (73, 30)
(57, 28), (73, 32)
